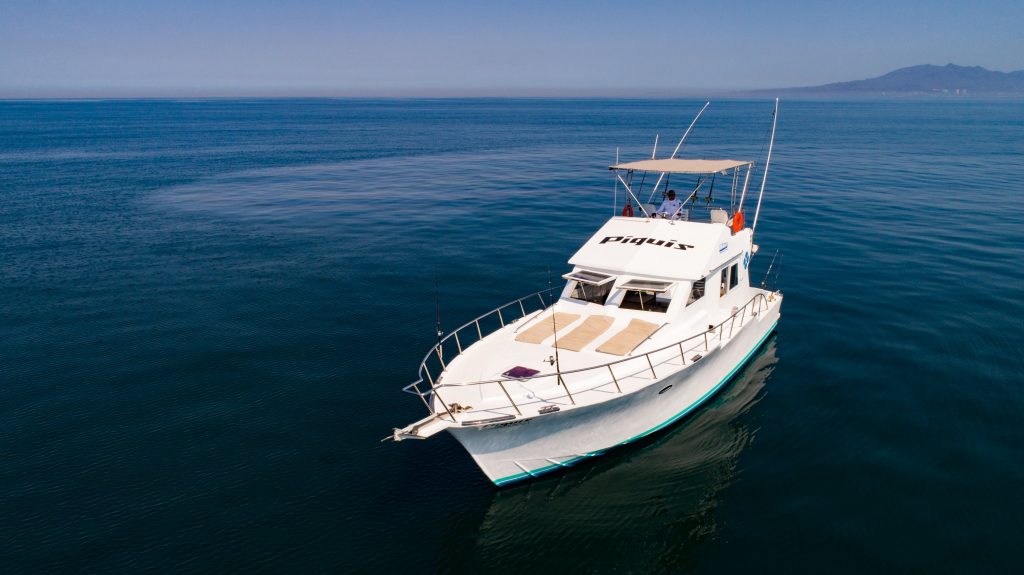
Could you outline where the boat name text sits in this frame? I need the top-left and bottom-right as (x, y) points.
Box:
(599, 236), (695, 251)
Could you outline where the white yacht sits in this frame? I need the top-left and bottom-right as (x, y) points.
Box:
(391, 102), (783, 486)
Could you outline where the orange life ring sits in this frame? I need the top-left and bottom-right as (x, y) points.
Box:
(731, 211), (744, 233)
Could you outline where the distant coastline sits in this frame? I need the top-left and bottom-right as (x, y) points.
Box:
(3, 63), (1024, 100)
(742, 63), (1024, 98)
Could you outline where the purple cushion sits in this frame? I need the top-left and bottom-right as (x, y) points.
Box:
(502, 366), (540, 379)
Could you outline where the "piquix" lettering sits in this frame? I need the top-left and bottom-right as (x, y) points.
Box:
(599, 236), (695, 250)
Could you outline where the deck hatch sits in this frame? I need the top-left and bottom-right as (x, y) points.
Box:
(562, 270), (615, 286)
(618, 279), (674, 293)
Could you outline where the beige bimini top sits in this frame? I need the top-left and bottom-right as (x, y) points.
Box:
(610, 158), (751, 174)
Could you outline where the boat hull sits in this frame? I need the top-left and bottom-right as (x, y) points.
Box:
(448, 298), (781, 485)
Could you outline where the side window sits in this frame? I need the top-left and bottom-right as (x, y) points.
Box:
(687, 279), (705, 306)
(729, 263), (739, 289)
(720, 268), (728, 296)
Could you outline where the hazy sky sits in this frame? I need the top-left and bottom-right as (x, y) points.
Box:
(2, 0), (1022, 97)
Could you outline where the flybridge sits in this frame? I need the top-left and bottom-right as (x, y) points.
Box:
(569, 217), (742, 281)
(609, 100), (779, 242)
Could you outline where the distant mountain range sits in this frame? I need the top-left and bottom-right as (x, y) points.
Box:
(765, 64), (1024, 96)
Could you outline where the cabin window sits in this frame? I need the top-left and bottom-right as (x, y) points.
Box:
(563, 270), (615, 305)
(618, 279), (673, 313)
(720, 263), (739, 296)
(687, 279), (705, 306)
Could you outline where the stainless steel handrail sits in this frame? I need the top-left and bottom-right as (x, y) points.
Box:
(403, 287), (557, 416)
(403, 290), (776, 420)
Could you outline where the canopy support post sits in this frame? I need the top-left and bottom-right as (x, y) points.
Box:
(616, 173), (652, 217)
(612, 147), (619, 215)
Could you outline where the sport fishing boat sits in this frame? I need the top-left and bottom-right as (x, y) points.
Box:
(390, 101), (783, 486)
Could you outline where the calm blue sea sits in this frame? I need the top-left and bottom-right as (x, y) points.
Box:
(2, 98), (1022, 573)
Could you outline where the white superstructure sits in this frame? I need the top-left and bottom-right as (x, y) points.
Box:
(391, 102), (783, 486)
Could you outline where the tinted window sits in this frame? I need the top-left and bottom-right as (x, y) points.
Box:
(619, 289), (668, 313)
(571, 281), (612, 305)
(687, 279), (705, 306)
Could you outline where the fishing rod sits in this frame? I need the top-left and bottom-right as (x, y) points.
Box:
(760, 250), (780, 289)
(772, 253), (783, 292)
(548, 268), (561, 375)
(548, 268), (574, 405)
(434, 277), (443, 359)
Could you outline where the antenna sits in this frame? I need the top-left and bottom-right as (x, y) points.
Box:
(751, 98), (779, 241)
(651, 133), (659, 159)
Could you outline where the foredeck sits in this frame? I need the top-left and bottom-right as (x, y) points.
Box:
(402, 288), (779, 428)
(441, 303), (672, 400)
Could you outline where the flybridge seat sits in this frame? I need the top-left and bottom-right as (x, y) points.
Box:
(514, 312), (581, 344)
(554, 315), (615, 352)
(596, 319), (662, 356)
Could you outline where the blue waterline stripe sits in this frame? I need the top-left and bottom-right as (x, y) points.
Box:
(492, 320), (779, 486)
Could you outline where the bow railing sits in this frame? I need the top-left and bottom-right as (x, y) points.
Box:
(402, 289), (775, 421)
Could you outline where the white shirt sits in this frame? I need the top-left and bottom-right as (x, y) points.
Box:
(656, 197), (681, 218)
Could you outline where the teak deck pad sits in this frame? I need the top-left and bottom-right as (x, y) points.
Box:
(514, 312), (581, 344)
(555, 315), (614, 351)
(596, 319), (661, 356)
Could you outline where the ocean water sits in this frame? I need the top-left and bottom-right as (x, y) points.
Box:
(1, 98), (1022, 573)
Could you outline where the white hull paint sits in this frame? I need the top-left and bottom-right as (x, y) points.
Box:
(393, 105), (786, 487)
(449, 300), (781, 485)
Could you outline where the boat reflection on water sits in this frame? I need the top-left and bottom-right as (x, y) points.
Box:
(436, 336), (779, 572)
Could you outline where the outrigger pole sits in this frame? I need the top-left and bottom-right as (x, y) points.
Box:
(645, 101), (710, 203)
(751, 98), (779, 241)
(671, 101), (710, 158)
